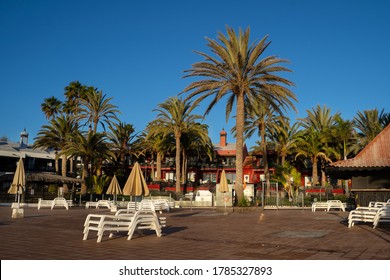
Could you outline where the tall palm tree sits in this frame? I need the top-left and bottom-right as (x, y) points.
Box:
(152, 96), (203, 193)
(61, 131), (116, 194)
(182, 26), (296, 201)
(76, 89), (120, 133)
(33, 115), (78, 193)
(41, 96), (62, 119)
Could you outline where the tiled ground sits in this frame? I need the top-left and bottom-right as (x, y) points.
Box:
(1, 205), (389, 260)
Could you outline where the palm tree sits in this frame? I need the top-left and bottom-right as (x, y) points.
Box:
(182, 26), (296, 201)
(143, 124), (175, 181)
(329, 116), (356, 194)
(295, 128), (337, 186)
(41, 96), (62, 119)
(61, 131), (116, 194)
(241, 97), (281, 197)
(76, 89), (120, 133)
(298, 104), (339, 132)
(353, 108), (387, 153)
(273, 162), (301, 200)
(33, 115), (78, 193)
(331, 116), (356, 161)
(152, 96), (203, 193)
(180, 122), (213, 184)
(298, 105), (339, 186)
(270, 118), (300, 166)
(107, 122), (135, 172)
(62, 81), (89, 115)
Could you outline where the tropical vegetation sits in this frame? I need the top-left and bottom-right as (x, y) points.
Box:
(31, 27), (390, 205)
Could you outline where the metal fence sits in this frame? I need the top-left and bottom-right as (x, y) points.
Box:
(259, 182), (307, 208)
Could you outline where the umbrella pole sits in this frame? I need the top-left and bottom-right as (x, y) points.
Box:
(224, 193), (227, 212)
(17, 187), (21, 208)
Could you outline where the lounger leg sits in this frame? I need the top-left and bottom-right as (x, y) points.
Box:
(97, 234), (103, 243)
(127, 227), (136, 240)
(83, 228), (90, 240)
(154, 225), (162, 237)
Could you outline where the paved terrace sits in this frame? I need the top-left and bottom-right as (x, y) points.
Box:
(0, 205), (389, 260)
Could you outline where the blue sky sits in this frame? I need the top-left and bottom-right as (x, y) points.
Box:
(1, 0), (389, 149)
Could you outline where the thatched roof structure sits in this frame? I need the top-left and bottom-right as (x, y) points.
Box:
(0, 172), (83, 184)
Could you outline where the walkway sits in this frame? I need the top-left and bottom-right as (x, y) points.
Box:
(1, 206), (389, 260)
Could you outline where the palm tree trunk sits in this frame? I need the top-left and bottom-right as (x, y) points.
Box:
(342, 140), (350, 194)
(281, 152), (286, 167)
(93, 120), (98, 134)
(156, 153), (162, 181)
(261, 125), (271, 197)
(235, 92), (245, 202)
(61, 154), (68, 194)
(151, 155), (155, 181)
(321, 169), (327, 187)
(175, 131), (181, 194)
(55, 156), (59, 175)
(81, 158), (89, 195)
(312, 156), (318, 186)
(181, 148), (187, 184)
(69, 156), (74, 174)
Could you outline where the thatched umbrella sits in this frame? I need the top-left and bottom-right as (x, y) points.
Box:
(8, 157), (25, 207)
(123, 162), (150, 200)
(219, 169), (229, 211)
(106, 175), (122, 203)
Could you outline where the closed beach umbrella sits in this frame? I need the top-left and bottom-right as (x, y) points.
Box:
(219, 169), (229, 211)
(106, 175), (122, 202)
(219, 169), (229, 193)
(123, 162), (150, 197)
(8, 157), (26, 206)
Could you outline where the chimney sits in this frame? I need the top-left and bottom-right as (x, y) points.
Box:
(220, 129), (227, 147)
(20, 128), (29, 148)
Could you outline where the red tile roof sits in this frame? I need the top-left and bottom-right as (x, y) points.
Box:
(330, 124), (390, 168)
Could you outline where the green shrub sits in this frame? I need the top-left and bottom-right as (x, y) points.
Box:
(237, 196), (250, 207)
(334, 194), (347, 202)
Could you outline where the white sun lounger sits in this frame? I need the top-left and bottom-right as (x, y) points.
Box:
(312, 200), (345, 212)
(51, 197), (69, 210)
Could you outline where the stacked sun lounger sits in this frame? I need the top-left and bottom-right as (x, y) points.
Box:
(373, 207), (390, 229)
(348, 202), (390, 228)
(82, 203), (166, 242)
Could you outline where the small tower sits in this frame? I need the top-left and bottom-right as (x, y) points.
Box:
(20, 128), (29, 148)
(220, 128), (227, 147)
